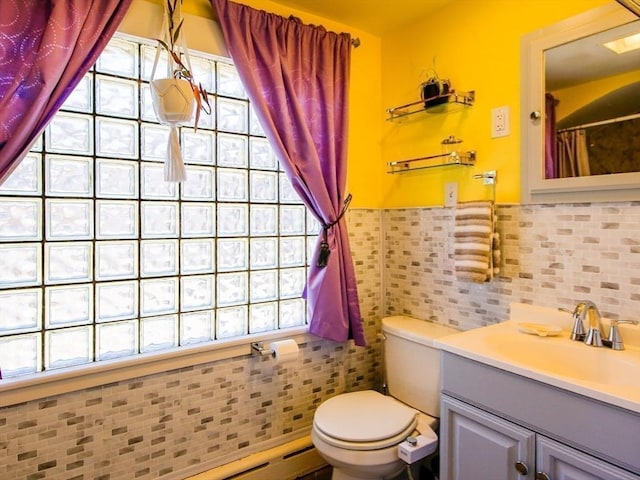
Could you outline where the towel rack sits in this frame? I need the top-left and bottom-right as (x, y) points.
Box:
(387, 151), (476, 174)
(472, 170), (497, 203)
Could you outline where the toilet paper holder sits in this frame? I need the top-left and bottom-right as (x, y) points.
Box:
(251, 339), (300, 364)
(250, 342), (274, 357)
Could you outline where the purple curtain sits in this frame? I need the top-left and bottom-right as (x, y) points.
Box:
(0, 0), (133, 184)
(544, 93), (558, 179)
(211, 0), (365, 346)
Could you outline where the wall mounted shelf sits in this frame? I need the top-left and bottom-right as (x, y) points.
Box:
(387, 151), (476, 174)
(386, 90), (475, 121)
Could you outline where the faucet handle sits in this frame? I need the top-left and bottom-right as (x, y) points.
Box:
(607, 319), (639, 351)
(566, 304), (586, 341)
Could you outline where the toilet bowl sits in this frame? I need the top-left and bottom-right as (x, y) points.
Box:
(311, 316), (458, 480)
(311, 390), (437, 480)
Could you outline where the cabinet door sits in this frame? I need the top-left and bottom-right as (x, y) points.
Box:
(536, 436), (640, 480)
(441, 396), (535, 480)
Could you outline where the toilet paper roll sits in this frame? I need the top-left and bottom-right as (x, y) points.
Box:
(268, 339), (299, 365)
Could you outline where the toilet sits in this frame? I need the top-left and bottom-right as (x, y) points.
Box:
(311, 316), (458, 480)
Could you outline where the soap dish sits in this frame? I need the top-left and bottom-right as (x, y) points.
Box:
(518, 322), (562, 337)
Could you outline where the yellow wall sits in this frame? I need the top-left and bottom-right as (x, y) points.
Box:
(235, 0), (385, 208)
(376, 0), (609, 207)
(139, 0), (384, 208)
(136, 0), (612, 208)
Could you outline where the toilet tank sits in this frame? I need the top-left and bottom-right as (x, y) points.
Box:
(382, 316), (458, 417)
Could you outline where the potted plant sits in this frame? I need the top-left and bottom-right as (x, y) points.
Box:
(421, 72), (451, 108)
(150, 0), (210, 181)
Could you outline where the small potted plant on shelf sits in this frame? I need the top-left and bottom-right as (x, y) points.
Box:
(421, 72), (451, 108)
(150, 0), (210, 182)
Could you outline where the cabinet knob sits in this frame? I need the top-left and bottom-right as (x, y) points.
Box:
(514, 461), (529, 475)
(536, 473), (551, 480)
(530, 111), (541, 120)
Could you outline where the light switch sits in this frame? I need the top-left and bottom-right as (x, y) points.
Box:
(445, 182), (458, 207)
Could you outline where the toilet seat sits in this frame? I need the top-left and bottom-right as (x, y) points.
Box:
(313, 390), (419, 451)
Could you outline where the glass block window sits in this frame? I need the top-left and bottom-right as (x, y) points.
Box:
(0, 35), (320, 379)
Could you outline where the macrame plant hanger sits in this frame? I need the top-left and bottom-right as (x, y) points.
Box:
(150, 0), (197, 182)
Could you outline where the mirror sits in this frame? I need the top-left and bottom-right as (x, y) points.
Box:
(546, 19), (640, 178)
(521, 3), (640, 203)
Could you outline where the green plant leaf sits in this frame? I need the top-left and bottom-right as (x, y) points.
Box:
(169, 51), (186, 72)
(157, 39), (170, 53)
(191, 83), (202, 132)
(173, 19), (184, 45)
(198, 83), (211, 114)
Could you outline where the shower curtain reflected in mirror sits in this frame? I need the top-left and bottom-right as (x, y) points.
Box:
(557, 129), (591, 178)
(545, 93), (590, 179)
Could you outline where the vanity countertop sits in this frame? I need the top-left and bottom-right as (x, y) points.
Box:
(435, 303), (640, 414)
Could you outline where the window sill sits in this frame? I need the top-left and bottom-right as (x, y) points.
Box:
(0, 327), (311, 408)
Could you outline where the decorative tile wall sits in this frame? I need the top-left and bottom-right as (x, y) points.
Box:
(0, 209), (382, 480)
(3, 202), (639, 479)
(383, 202), (640, 329)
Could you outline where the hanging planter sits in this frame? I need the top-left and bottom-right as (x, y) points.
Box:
(150, 78), (195, 125)
(151, 0), (210, 182)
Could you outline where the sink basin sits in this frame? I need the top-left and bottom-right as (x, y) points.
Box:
(435, 303), (640, 413)
(482, 333), (640, 387)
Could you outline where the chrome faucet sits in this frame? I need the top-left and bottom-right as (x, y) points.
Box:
(569, 301), (638, 350)
(581, 301), (604, 347)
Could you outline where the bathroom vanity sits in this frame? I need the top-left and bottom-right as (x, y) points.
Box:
(435, 304), (640, 480)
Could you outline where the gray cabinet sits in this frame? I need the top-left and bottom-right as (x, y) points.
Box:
(441, 396), (534, 480)
(441, 396), (640, 480)
(440, 352), (640, 480)
(537, 437), (639, 480)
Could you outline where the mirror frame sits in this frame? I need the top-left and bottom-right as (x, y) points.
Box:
(521, 3), (640, 204)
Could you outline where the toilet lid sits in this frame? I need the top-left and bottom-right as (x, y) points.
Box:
(313, 390), (418, 444)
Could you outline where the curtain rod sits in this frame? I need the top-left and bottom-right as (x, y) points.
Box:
(557, 112), (640, 133)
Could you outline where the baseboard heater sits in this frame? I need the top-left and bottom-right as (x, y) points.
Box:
(185, 435), (326, 480)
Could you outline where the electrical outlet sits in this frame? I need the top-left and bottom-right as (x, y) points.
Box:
(491, 106), (510, 138)
(444, 182), (457, 207)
